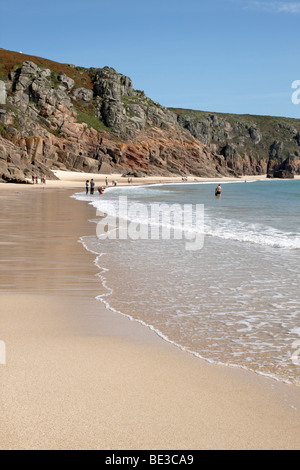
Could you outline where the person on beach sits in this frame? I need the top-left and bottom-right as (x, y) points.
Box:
(105, 177), (108, 186)
(86, 180), (89, 194)
(90, 179), (95, 195)
(215, 184), (222, 196)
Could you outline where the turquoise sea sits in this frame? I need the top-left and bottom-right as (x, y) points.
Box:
(74, 179), (300, 386)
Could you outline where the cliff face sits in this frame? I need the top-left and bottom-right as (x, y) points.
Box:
(171, 109), (300, 177)
(0, 49), (299, 183)
(0, 50), (231, 183)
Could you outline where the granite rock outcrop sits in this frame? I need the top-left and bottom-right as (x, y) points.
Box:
(0, 49), (299, 182)
(0, 51), (231, 182)
(172, 109), (300, 177)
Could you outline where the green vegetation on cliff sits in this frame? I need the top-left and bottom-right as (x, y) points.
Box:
(169, 108), (300, 175)
(0, 48), (299, 182)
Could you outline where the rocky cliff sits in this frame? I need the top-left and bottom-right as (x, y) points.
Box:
(0, 50), (231, 183)
(171, 108), (300, 177)
(0, 49), (299, 183)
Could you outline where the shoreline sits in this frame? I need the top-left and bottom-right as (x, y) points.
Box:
(0, 176), (300, 449)
(1, 170), (299, 191)
(80, 229), (299, 390)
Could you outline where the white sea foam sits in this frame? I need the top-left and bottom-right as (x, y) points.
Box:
(73, 190), (300, 250)
(72, 180), (300, 387)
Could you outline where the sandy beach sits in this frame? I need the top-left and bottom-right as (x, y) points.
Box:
(0, 172), (300, 450)
(26, 170), (300, 189)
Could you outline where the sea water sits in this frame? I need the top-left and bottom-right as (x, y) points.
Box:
(73, 179), (300, 386)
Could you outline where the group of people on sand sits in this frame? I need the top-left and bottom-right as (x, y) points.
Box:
(85, 178), (107, 196)
(85, 177), (121, 195)
(85, 177), (222, 197)
(86, 179), (96, 195)
(32, 175), (46, 184)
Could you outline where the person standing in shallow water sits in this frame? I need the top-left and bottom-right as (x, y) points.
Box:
(215, 184), (222, 196)
(86, 180), (89, 194)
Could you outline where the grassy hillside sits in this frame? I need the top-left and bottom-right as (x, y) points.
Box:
(0, 48), (93, 89)
(170, 107), (300, 167)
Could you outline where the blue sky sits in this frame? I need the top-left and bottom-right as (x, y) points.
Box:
(1, 0), (300, 118)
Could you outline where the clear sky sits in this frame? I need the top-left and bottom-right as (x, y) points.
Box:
(1, 0), (300, 118)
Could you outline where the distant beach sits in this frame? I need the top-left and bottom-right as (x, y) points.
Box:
(0, 172), (299, 450)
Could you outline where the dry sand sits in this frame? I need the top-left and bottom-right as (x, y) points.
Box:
(0, 172), (299, 450)
(32, 170), (283, 189)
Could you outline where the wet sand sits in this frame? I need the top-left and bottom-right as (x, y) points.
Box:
(0, 177), (299, 450)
